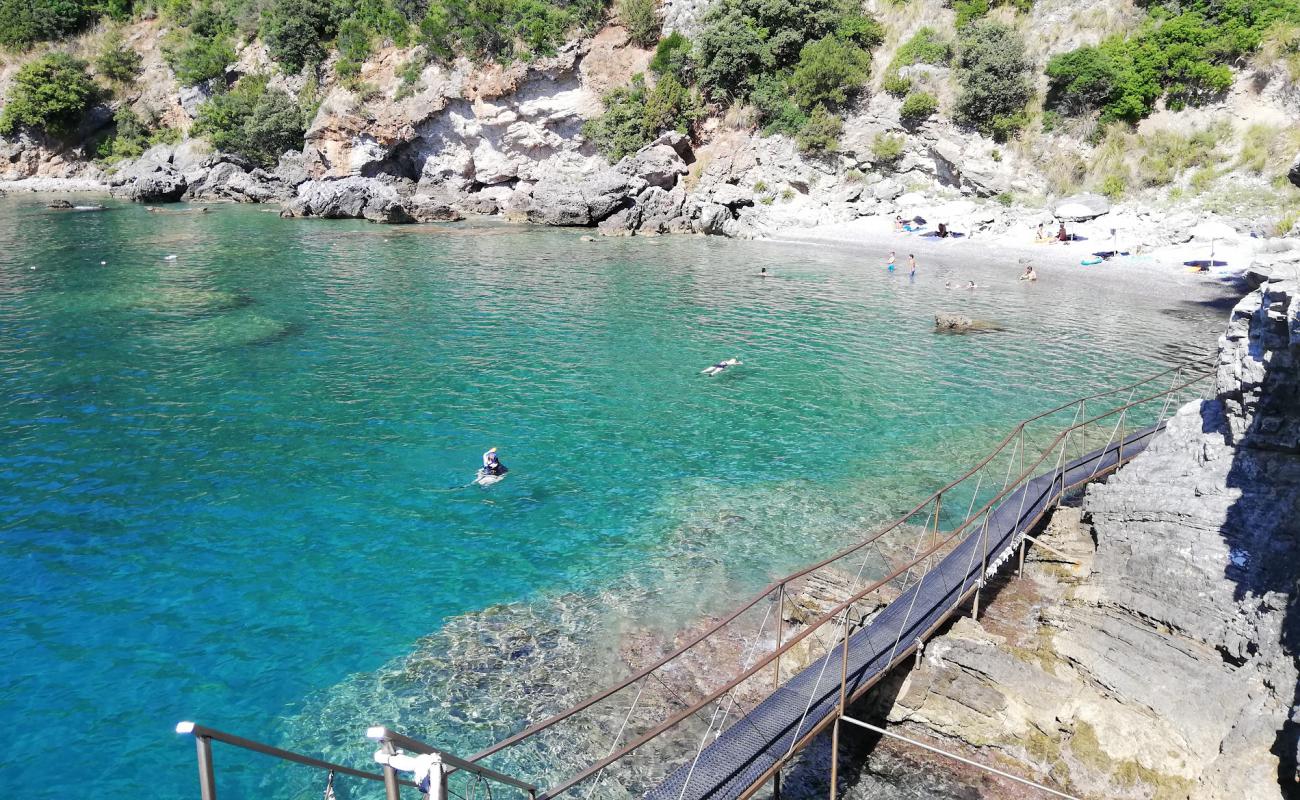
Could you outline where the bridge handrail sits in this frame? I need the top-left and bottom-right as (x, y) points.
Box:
(175, 721), (419, 800)
(367, 726), (540, 795)
(527, 368), (1212, 799)
(468, 356), (1214, 767)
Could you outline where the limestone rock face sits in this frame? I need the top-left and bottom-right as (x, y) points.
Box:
(283, 176), (401, 220)
(109, 157), (187, 202)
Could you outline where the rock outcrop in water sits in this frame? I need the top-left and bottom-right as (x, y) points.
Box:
(882, 269), (1300, 798)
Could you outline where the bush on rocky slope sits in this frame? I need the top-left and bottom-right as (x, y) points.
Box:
(96, 29), (144, 83)
(583, 73), (703, 160)
(0, 0), (94, 50)
(882, 26), (951, 97)
(616, 0), (659, 47)
(953, 20), (1030, 141)
(1047, 0), (1300, 122)
(193, 76), (305, 166)
(0, 52), (97, 137)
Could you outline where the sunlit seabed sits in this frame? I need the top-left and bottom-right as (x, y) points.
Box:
(0, 198), (1225, 800)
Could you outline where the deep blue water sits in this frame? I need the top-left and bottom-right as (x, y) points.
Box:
(0, 197), (1220, 799)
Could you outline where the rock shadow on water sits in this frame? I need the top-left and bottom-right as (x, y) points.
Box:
(178, 311), (302, 350)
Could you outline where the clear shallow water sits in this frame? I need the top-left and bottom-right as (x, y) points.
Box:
(0, 197), (1223, 799)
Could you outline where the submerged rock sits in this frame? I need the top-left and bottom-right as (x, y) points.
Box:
(933, 313), (1004, 333)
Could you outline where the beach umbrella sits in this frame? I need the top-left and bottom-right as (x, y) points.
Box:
(1053, 202), (1097, 221)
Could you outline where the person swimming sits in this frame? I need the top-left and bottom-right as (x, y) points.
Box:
(702, 358), (742, 376)
(967, 280), (978, 289)
(760, 267), (768, 277)
(481, 447), (507, 476)
(1019, 265), (1038, 281)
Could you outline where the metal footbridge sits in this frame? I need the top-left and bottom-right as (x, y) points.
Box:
(177, 359), (1214, 800)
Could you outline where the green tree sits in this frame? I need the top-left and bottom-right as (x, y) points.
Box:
(694, 0), (876, 102)
(96, 29), (143, 83)
(953, 21), (1030, 139)
(582, 72), (701, 160)
(616, 0), (659, 47)
(0, 52), (96, 136)
(789, 35), (870, 111)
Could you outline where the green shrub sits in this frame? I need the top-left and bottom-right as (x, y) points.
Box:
(0, 0), (90, 50)
(96, 30), (143, 83)
(617, 0), (659, 47)
(650, 31), (692, 81)
(753, 179), (768, 192)
(694, 0), (879, 102)
(0, 52), (96, 137)
(899, 91), (937, 122)
(953, 21), (1031, 139)
(789, 36), (871, 111)
(796, 103), (841, 153)
(882, 72), (911, 96)
(1099, 172), (1126, 199)
(193, 76), (306, 166)
(893, 26), (951, 66)
(953, 0), (988, 28)
(335, 16), (373, 79)
(781, 187), (795, 200)
(870, 131), (905, 165)
(582, 72), (702, 160)
(164, 7), (239, 88)
(262, 0), (336, 72)
(417, 0), (589, 63)
(995, 190), (1013, 206)
(745, 74), (799, 135)
(1045, 0), (1290, 123)
(97, 106), (150, 161)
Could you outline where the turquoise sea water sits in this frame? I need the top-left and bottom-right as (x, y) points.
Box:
(0, 197), (1222, 799)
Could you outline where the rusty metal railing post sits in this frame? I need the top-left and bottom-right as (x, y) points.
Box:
(196, 733), (217, 800)
(774, 584), (785, 690)
(829, 716), (841, 800)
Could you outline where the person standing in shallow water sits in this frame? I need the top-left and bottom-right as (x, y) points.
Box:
(908, 254), (917, 282)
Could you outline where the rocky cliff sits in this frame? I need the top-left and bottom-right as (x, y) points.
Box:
(4, 0), (1299, 249)
(879, 269), (1300, 799)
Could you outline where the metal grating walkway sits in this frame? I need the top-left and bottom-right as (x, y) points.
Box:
(645, 425), (1163, 800)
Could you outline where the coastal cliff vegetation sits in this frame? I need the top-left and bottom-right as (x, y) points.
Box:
(2, 0), (1300, 222)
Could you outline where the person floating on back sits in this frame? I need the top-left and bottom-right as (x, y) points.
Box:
(703, 358), (742, 376)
